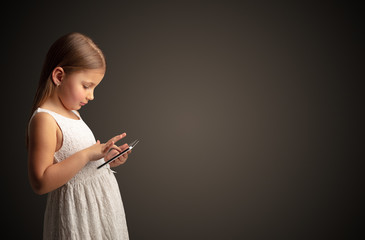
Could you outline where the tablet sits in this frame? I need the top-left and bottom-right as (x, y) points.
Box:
(97, 139), (139, 169)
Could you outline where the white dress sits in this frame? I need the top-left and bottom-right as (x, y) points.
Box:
(30, 108), (129, 240)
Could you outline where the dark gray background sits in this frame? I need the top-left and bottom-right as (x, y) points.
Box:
(1, 1), (363, 239)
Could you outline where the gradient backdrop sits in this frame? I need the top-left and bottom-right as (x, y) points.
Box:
(2, 1), (363, 239)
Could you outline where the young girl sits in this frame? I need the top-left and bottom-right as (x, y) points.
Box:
(27, 32), (130, 239)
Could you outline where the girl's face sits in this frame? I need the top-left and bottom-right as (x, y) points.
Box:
(58, 68), (105, 110)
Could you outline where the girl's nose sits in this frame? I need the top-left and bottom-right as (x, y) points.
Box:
(87, 91), (94, 101)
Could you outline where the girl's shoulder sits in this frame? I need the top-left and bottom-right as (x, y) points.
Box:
(29, 111), (58, 135)
(28, 111), (62, 159)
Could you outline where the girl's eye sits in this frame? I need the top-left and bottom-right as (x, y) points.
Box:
(83, 85), (89, 89)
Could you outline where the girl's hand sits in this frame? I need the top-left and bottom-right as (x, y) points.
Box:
(106, 143), (132, 168)
(87, 133), (126, 161)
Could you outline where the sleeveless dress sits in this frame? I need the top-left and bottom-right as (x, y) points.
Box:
(30, 108), (129, 240)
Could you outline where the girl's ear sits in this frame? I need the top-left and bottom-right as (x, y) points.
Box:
(51, 67), (65, 86)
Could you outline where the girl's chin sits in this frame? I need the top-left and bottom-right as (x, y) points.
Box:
(67, 105), (81, 110)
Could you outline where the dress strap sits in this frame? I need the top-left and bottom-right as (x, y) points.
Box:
(72, 110), (81, 119)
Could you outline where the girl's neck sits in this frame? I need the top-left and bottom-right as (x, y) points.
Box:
(40, 94), (78, 120)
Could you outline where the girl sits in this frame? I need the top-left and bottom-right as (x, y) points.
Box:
(27, 32), (130, 239)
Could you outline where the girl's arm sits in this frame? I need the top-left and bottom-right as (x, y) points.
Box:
(28, 112), (124, 195)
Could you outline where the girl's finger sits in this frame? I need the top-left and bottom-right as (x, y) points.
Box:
(104, 134), (123, 150)
(112, 145), (122, 153)
(108, 145), (123, 155)
(108, 133), (126, 146)
(119, 156), (127, 163)
(118, 143), (129, 151)
(103, 141), (115, 153)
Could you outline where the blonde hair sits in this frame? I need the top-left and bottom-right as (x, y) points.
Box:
(27, 32), (106, 145)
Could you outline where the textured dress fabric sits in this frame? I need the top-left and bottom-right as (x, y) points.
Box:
(30, 108), (129, 240)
